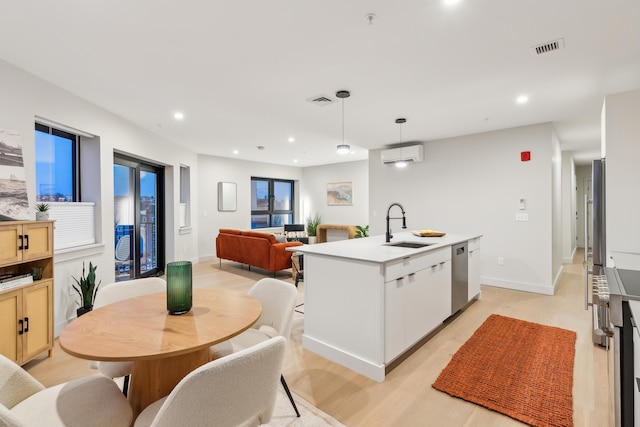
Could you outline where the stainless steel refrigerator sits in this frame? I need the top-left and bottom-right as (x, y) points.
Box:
(585, 158), (609, 346)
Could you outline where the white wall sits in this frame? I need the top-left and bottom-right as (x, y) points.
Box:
(551, 128), (564, 285)
(369, 123), (561, 295)
(301, 160), (369, 227)
(197, 154), (303, 261)
(605, 89), (640, 262)
(0, 59), (199, 335)
(561, 152), (577, 263)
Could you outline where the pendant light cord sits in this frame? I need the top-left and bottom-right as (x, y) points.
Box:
(342, 98), (345, 144)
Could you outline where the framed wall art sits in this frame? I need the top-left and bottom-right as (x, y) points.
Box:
(0, 128), (30, 220)
(327, 182), (353, 206)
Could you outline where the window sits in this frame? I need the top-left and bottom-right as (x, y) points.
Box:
(114, 154), (165, 281)
(251, 177), (294, 229)
(35, 121), (99, 251)
(35, 123), (78, 202)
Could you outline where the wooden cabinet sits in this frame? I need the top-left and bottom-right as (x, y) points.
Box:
(0, 221), (54, 365)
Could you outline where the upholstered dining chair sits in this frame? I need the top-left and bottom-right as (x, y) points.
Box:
(210, 278), (301, 417)
(92, 277), (166, 395)
(134, 336), (286, 427)
(0, 354), (132, 427)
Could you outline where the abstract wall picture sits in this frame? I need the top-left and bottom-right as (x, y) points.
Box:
(327, 182), (353, 206)
(0, 128), (30, 220)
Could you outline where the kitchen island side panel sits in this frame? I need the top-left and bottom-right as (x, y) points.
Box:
(302, 253), (386, 380)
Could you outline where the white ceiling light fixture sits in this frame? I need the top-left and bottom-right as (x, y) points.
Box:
(395, 118), (408, 168)
(173, 111), (184, 120)
(336, 90), (351, 154)
(516, 95), (529, 104)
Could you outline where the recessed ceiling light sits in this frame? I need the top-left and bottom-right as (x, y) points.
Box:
(516, 95), (529, 104)
(443, 0), (461, 6)
(233, 150), (239, 155)
(174, 112), (184, 120)
(293, 159), (298, 163)
(288, 137), (295, 143)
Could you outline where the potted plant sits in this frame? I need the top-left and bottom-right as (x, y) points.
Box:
(354, 225), (369, 238)
(306, 213), (322, 244)
(72, 261), (101, 317)
(34, 203), (49, 221)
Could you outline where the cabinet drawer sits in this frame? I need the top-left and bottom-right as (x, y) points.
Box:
(468, 237), (481, 251)
(385, 247), (450, 281)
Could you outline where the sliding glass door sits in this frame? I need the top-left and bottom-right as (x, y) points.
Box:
(114, 154), (164, 281)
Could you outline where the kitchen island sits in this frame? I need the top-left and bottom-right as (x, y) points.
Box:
(293, 231), (482, 382)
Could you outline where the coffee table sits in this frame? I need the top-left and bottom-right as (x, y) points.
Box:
(59, 288), (261, 417)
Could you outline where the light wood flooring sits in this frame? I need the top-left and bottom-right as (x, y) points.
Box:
(24, 250), (614, 426)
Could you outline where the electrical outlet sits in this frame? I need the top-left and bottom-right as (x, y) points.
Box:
(516, 213), (529, 221)
(498, 257), (505, 266)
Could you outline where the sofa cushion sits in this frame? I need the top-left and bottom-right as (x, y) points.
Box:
(273, 234), (287, 243)
(241, 231), (276, 244)
(218, 229), (242, 235)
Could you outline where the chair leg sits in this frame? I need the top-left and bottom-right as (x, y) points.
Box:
(280, 375), (300, 417)
(122, 374), (130, 397)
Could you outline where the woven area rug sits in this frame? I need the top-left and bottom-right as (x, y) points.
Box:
(432, 314), (577, 427)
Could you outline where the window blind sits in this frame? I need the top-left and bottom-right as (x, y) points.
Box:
(48, 202), (96, 250)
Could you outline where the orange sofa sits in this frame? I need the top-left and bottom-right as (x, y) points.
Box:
(216, 229), (303, 273)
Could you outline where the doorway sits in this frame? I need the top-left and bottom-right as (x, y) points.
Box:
(575, 165), (593, 250)
(113, 154), (165, 281)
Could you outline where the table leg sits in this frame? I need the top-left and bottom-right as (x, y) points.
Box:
(128, 348), (210, 418)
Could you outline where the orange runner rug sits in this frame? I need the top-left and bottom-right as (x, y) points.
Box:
(432, 314), (576, 427)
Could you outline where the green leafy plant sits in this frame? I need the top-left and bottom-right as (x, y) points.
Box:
(354, 225), (369, 238)
(306, 213), (322, 237)
(34, 203), (49, 212)
(72, 262), (101, 310)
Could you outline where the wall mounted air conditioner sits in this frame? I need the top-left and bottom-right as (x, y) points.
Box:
(380, 144), (424, 165)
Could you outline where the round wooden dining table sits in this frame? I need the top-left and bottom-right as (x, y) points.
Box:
(59, 288), (262, 417)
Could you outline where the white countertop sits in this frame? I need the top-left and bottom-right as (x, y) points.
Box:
(290, 231), (482, 264)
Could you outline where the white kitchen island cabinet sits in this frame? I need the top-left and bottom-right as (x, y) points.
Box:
(294, 231), (482, 382)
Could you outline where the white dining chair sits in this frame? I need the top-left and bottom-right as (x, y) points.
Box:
(91, 277), (167, 394)
(0, 354), (132, 427)
(134, 336), (286, 427)
(210, 277), (300, 417)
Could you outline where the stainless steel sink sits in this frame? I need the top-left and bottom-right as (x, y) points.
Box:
(385, 241), (433, 249)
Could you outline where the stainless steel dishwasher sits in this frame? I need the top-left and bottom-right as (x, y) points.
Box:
(451, 242), (468, 314)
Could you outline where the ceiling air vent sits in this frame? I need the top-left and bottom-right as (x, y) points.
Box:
(530, 38), (564, 55)
(306, 95), (335, 107)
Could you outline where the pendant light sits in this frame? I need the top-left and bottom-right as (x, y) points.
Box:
(336, 90), (351, 154)
(395, 118), (407, 168)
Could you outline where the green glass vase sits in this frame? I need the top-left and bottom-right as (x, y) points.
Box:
(166, 261), (192, 315)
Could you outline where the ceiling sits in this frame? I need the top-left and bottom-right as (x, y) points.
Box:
(1, 1), (639, 167)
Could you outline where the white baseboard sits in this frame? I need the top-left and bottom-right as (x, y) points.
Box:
(302, 335), (385, 382)
(481, 276), (555, 295)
